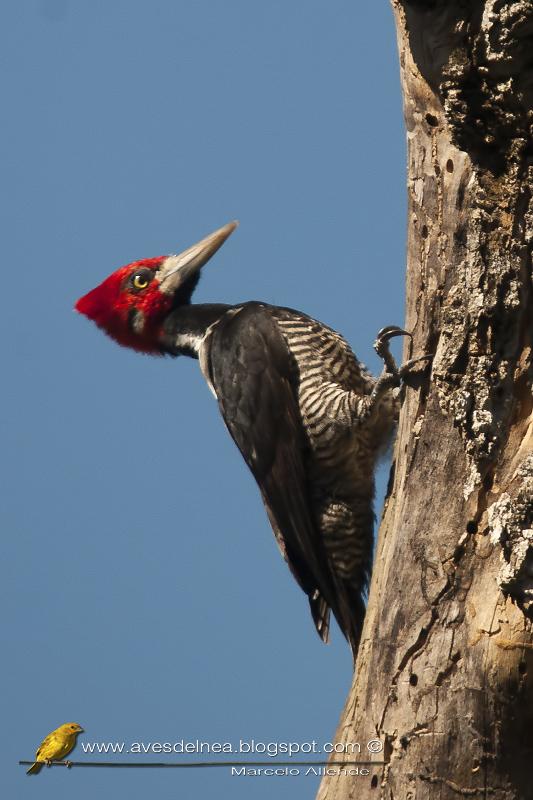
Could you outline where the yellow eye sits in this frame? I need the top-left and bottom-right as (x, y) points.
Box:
(129, 266), (154, 293)
(132, 273), (150, 290)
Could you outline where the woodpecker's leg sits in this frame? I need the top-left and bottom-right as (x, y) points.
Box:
(336, 327), (430, 426)
(372, 325), (432, 403)
(304, 327), (430, 430)
(374, 325), (408, 375)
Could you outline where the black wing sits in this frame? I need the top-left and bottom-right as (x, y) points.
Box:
(201, 303), (346, 643)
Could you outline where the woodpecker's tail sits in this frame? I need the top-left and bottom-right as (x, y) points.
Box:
(345, 590), (367, 662)
(309, 586), (366, 660)
(26, 762), (43, 775)
(332, 582), (367, 663)
(309, 592), (330, 643)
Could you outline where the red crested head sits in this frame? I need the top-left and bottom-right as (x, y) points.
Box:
(75, 257), (170, 353)
(75, 221), (238, 354)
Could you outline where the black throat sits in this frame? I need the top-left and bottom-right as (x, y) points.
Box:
(159, 303), (232, 357)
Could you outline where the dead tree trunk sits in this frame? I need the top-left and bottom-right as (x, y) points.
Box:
(318, 2), (533, 798)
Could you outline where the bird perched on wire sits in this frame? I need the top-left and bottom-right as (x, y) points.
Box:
(75, 222), (428, 657)
(27, 722), (84, 774)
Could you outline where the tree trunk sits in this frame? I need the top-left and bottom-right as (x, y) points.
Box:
(318, 2), (533, 798)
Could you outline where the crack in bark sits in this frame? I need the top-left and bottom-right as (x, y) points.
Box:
(399, 722), (437, 749)
(392, 605), (439, 682)
(418, 773), (506, 796)
(378, 578), (452, 733)
(435, 649), (462, 685)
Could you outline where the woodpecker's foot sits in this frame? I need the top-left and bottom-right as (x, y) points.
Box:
(398, 353), (433, 391)
(374, 325), (412, 376)
(45, 759), (52, 768)
(65, 760), (73, 769)
(399, 354), (433, 379)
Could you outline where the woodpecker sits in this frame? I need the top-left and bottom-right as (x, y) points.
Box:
(76, 222), (426, 656)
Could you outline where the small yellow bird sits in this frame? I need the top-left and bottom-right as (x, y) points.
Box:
(27, 722), (84, 774)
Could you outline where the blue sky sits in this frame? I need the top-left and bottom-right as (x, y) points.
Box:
(2, 1), (405, 798)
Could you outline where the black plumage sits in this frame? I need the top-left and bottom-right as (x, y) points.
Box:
(162, 301), (401, 655)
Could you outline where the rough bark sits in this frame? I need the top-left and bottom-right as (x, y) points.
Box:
(318, 2), (533, 799)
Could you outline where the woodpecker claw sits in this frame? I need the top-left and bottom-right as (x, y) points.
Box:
(374, 325), (412, 374)
(375, 325), (412, 342)
(372, 324), (432, 405)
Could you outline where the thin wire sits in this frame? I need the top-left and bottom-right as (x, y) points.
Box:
(20, 759), (384, 769)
